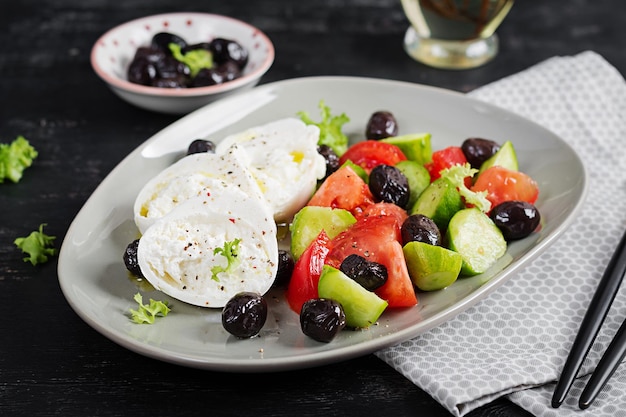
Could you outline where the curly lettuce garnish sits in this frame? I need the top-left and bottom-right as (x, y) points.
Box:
(0, 135), (38, 183)
(129, 293), (171, 324)
(298, 100), (350, 156)
(440, 163), (492, 213)
(211, 238), (242, 281)
(14, 223), (57, 266)
(169, 43), (213, 78)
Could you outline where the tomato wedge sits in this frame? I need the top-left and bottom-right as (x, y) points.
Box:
(471, 165), (540, 209)
(338, 140), (407, 174)
(325, 215), (417, 308)
(355, 202), (408, 241)
(425, 146), (467, 181)
(307, 165), (375, 216)
(285, 230), (332, 314)
(373, 241), (417, 307)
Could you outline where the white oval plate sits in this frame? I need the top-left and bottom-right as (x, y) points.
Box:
(58, 77), (587, 372)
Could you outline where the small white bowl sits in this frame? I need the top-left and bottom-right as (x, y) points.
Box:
(91, 12), (275, 114)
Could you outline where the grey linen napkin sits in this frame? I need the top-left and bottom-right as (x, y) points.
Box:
(375, 51), (626, 417)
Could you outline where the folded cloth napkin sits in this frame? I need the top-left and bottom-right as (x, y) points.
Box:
(376, 50), (626, 417)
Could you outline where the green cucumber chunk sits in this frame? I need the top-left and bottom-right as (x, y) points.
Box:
(479, 140), (518, 173)
(446, 207), (507, 276)
(317, 265), (388, 328)
(403, 241), (462, 291)
(410, 177), (464, 230)
(381, 133), (432, 165)
(395, 160), (431, 210)
(290, 206), (356, 260)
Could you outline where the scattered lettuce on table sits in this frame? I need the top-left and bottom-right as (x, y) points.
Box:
(129, 293), (171, 324)
(0, 135), (38, 183)
(298, 100), (350, 156)
(14, 223), (57, 266)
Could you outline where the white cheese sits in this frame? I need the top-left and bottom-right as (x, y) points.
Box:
(133, 145), (269, 234)
(215, 117), (327, 223)
(132, 117), (328, 307)
(137, 190), (278, 308)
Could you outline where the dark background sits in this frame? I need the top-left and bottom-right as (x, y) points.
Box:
(1, 1), (624, 416)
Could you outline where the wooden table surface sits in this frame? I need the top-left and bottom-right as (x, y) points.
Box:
(1, 1), (624, 416)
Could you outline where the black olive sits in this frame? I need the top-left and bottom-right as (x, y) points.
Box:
(151, 32), (187, 54)
(209, 38), (249, 69)
(127, 57), (158, 86)
(127, 35), (247, 88)
(490, 200), (541, 240)
(186, 139), (216, 155)
(339, 254), (388, 291)
(191, 68), (223, 87)
(123, 239), (144, 278)
(127, 47), (167, 86)
(368, 164), (410, 209)
(222, 292), (268, 338)
(151, 74), (188, 89)
(300, 298), (346, 343)
(153, 55), (190, 80)
(401, 214), (442, 246)
(365, 111), (398, 140)
(214, 61), (242, 83)
(190, 62), (240, 87)
(132, 46), (164, 63)
(182, 42), (212, 54)
(317, 144), (340, 180)
(461, 138), (500, 169)
(273, 249), (294, 288)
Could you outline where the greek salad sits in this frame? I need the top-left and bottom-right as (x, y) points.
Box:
(123, 101), (541, 343)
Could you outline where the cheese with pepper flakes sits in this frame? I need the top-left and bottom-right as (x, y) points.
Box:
(137, 188), (278, 308)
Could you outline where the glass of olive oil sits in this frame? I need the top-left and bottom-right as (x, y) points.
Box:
(401, 0), (514, 69)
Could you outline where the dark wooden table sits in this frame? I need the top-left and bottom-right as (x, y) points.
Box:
(1, 1), (624, 416)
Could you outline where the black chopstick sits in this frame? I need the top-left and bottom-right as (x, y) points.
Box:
(579, 315), (626, 409)
(551, 227), (626, 409)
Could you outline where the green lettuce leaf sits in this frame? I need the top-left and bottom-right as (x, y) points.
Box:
(0, 135), (38, 183)
(169, 43), (213, 78)
(298, 100), (350, 156)
(211, 238), (242, 281)
(14, 223), (57, 266)
(440, 163), (492, 213)
(129, 293), (171, 324)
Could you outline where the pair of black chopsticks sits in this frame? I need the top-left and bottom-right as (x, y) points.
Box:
(552, 227), (626, 409)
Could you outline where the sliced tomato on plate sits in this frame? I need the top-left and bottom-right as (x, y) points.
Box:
(425, 146), (467, 181)
(373, 241), (417, 308)
(355, 202), (408, 241)
(325, 215), (418, 308)
(307, 165), (375, 216)
(285, 230), (332, 314)
(338, 140), (407, 174)
(471, 165), (540, 209)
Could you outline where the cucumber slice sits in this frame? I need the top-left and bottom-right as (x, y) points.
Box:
(318, 265), (388, 328)
(410, 177), (464, 230)
(395, 160), (431, 210)
(403, 241), (462, 291)
(381, 133), (432, 165)
(290, 206), (356, 260)
(479, 140), (518, 173)
(446, 208), (507, 276)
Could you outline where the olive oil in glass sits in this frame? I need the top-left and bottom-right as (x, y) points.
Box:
(401, 0), (514, 69)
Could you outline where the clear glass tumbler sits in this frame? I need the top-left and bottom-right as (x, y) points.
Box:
(401, 0), (514, 69)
